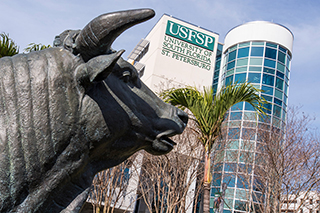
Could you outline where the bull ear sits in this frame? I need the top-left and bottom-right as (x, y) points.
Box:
(75, 49), (125, 90)
(87, 49), (125, 82)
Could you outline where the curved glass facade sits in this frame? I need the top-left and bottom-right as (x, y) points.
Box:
(211, 41), (292, 213)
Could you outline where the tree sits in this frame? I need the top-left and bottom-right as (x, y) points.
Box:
(137, 122), (204, 213)
(87, 154), (140, 213)
(0, 33), (19, 58)
(161, 83), (266, 213)
(253, 106), (320, 213)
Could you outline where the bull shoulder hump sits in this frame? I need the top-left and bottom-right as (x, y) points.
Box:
(0, 48), (82, 209)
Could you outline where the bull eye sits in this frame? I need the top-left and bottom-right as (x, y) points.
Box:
(122, 70), (131, 83)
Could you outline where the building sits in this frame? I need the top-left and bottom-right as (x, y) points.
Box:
(211, 21), (293, 212)
(83, 15), (294, 213)
(128, 14), (220, 92)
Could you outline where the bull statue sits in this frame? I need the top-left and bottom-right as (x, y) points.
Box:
(0, 9), (188, 212)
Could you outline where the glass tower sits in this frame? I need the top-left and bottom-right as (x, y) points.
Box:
(210, 21), (293, 213)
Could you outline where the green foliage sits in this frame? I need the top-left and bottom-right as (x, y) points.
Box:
(161, 83), (266, 153)
(0, 33), (19, 58)
(24, 43), (51, 53)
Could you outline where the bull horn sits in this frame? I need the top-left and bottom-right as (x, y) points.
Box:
(75, 8), (155, 62)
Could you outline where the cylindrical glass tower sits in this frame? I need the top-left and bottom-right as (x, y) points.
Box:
(211, 21), (294, 213)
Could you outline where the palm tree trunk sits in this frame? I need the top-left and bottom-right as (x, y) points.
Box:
(203, 151), (211, 213)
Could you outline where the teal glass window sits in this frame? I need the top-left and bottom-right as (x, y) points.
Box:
(250, 47), (264, 56)
(234, 73), (246, 83)
(278, 51), (286, 64)
(284, 83), (288, 96)
(264, 59), (276, 68)
(227, 61), (235, 70)
(237, 174), (251, 189)
(245, 102), (255, 111)
(239, 42), (250, 47)
(250, 58), (263, 65)
(274, 89), (283, 99)
(229, 45), (237, 51)
(226, 150), (238, 162)
(279, 45), (287, 53)
(262, 95), (272, 102)
(248, 73), (261, 83)
(276, 71), (284, 79)
(225, 163), (237, 172)
(273, 105), (281, 118)
(225, 75), (233, 85)
(262, 102), (272, 114)
(249, 66), (262, 72)
(262, 74), (274, 86)
(236, 58), (248, 67)
(231, 102), (244, 111)
(263, 67), (275, 74)
(236, 67), (247, 73)
(212, 173), (222, 186)
(243, 112), (256, 121)
(252, 41), (264, 46)
(266, 42), (277, 48)
(242, 128), (255, 140)
(228, 128), (240, 139)
(226, 69), (234, 76)
(274, 97), (282, 106)
(234, 200), (249, 211)
(230, 112), (242, 120)
(214, 163), (223, 172)
(277, 62), (285, 72)
(228, 50), (236, 62)
(237, 47), (249, 58)
(265, 47), (277, 59)
(235, 189), (247, 200)
(275, 77), (284, 90)
(223, 175), (236, 187)
(261, 85), (273, 95)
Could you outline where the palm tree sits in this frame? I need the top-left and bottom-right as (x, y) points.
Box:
(161, 82), (266, 213)
(0, 33), (19, 58)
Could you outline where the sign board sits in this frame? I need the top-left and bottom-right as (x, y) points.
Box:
(161, 20), (216, 71)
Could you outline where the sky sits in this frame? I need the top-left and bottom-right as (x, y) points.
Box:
(1, 0), (320, 129)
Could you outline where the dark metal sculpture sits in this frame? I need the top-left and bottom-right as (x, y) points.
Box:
(0, 9), (188, 213)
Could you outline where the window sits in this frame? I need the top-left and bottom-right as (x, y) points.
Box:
(234, 73), (247, 83)
(247, 72), (261, 83)
(228, 50), (237, 62)
(230, 111), (242, 120)
(275, 77), (284, 90)
(231, 102), (244, 111)
(251, 47), (264, 56)
(265, 47), (277, 59)
(276, 71), (285, 79)
(264, 58), (276, 68)
(236, 58), (248, 67)
(264, 67), (275, 74)
(261, 85), (273, 95)
(249, 66), (262, 72)
(238, 47), (250, 58)
(250, 58), (263, 66)
(262, 74), (275, 86)
(277, 62), (285, 72)
(225, 75), (233, 85)
(227, 61), (236, 70)
(278, 51), (286, 64)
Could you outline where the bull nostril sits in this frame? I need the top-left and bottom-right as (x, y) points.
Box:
(177, 109), (188, 126)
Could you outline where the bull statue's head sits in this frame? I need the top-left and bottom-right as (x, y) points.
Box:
(0, 9), (188, 212)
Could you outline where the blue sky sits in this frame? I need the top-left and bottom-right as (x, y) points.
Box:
(2, 0), (320, 129)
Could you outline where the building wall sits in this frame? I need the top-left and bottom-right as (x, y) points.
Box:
(211, 21), (294, 213)
(134, 14), (220, 92)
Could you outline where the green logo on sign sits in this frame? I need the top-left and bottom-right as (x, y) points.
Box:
(165, 20), (215, 51)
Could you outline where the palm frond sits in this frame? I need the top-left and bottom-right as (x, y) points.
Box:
(161, 83), (267, 153)
(0, 33), (19, 58)
(24, 43), (51, 53)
